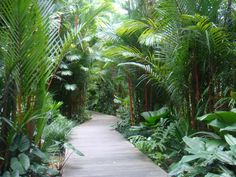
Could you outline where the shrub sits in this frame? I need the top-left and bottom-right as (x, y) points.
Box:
(42, 115), (75, 150)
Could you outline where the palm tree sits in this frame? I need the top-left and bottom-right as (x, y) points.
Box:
(0, 0), (77, 171)
(49, 0), (109, 121)
(105, 0), (235, 129)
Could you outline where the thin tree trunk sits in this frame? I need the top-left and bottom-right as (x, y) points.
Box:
(145, 85), (148, 111)
(17, 94), (23, 124)
(26, 96), (35, 142)
(195, 64), (200, 101)
(75, 16), (78, 31)
(150, 87), (153, 110)
(128, 76), (135, 125)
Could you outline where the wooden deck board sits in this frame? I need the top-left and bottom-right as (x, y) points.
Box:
(63, 113), (168, 177)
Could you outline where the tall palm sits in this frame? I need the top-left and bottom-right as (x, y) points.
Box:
(49, 0), (109, 120)
(0, 0), (76, 170)
(105, 0), (235, 128)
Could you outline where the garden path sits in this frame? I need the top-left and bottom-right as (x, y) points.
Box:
(63, 112), (168, 177)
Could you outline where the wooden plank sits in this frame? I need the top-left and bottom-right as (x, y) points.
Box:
(63, 112), (168, 177)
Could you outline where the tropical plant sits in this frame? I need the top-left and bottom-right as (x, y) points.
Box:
(141, 107), (170, 126)
(42, 114), (75, 151)
(169, 134), (236, 177)
(106, 0), (236, 130)
(49, 0), (109, 121)
(198, 110), (236, 134)
(0, 0), (82, 175)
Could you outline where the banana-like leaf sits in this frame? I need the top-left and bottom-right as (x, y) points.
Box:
(224, 134), (236, 146)
(141, 107), (169, 124)
(198, 111), (236, 123)
(198, 111), (236, 133)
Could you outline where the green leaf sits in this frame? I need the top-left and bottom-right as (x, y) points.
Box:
(18, 153), (30, 171)
(215, 151), (236, 165)
(198, 111), (236, 134)
(46, 168), (59, 176)
(220, 123), (236, 133)
(224, 134), (236, 146)
(31, 147), (48, 161)
(198, 111), (236, 124)
(18, 135), (30, 152)
(181, 154), (206, 163)
(183, 136), (205, 153)
(65, 84), (77, 91)
(204, 139), (223, 151)
(60, 70), (72, 76)
(169, 162), (193, 176)
(10, 157), (25, 175)
(2, 171), (11, 177)
(10, 134), (30, 152)
(64, 143), (84, 156)
(11, 171), (20, 177)
(230, 108), (236, 113)
(141, 107), (169, 124)
(30, 164), (47, 175)
(207, 119), (228, 129)
(205, 173), (221, 177)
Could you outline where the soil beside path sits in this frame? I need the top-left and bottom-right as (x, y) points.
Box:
(63, 112), (168, 177)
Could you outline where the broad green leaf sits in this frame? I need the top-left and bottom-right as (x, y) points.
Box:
(183, 136), (205, 153)
(215, 151), (236, 165)
(18, 135), (30, 152)
(18, 153), (30, 171)
(198, 111), (236, 124)
(205, 173), (221, 177)
(231, 108), (236, 113)
(181, 154), (206, 163)
(10, 157), (25, 175)
(207, 119), (228, 129)
(169, 162), (193, 176)
(220, 124), (236, 133)
(205, 139), (223, 151)
(224, 134), (236, 146)
(64, 143), (84, 156)
(141, 107), (169, 124)
(230, 145), (236, 156)
(31, 147), (48, 161)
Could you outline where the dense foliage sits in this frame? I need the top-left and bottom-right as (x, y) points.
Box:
(0, 0), (236, 176)
(0, 0), (88, 176)
(106, 0), (236, 176)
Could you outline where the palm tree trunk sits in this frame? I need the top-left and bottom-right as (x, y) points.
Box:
(145, 85), (148, 111)
(75, 16), (78, 31)
(17, 94), (23, 124)
(128, 76), (135, 125)
(195, 64), (200, 101)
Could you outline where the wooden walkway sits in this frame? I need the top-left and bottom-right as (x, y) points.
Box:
(63, 113), (168, 177)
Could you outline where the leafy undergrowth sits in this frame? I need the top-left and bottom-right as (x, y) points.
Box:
(115, 107), (236, 177)
(42, 114), (84, 176)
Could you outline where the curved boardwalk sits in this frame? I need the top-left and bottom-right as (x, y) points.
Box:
(63, 113), (168, 177)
